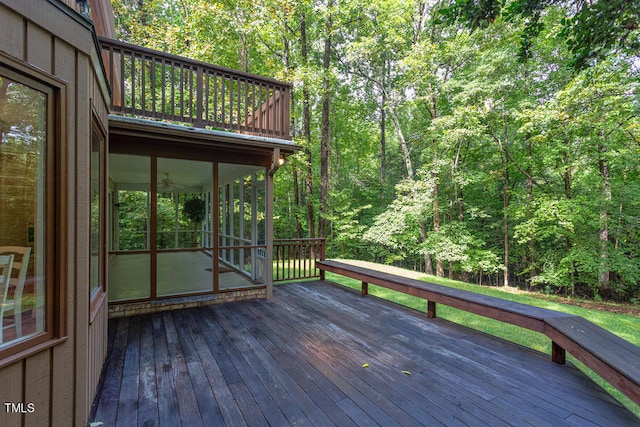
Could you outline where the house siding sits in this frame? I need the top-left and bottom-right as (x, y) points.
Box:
(0, 1), (109, 426)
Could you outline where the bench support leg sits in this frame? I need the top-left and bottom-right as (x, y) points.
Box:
(361, 282), (368, 296)
(552, 341), (566, 364)
(427, 301), (436, 318)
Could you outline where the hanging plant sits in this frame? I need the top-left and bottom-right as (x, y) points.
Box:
(182, 196), (205, 224)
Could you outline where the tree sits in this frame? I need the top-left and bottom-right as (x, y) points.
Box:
(319, 0), (335, 240)
(112, 0), (640, 302)
(440, 0), (640, 68)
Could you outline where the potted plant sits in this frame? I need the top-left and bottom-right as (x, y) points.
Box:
(182, 196), (205, 246)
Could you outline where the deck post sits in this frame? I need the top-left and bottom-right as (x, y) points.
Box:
(265, 150), (276, 299)
(195, 67), (204, 126)
(427, 300), (436, 318)
(551, 341), (566, 364)
(361, 281), (368, 296)
(319, 238), (326, 280)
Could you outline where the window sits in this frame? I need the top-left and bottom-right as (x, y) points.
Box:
(0, 62), (59, 361)
(90, 117), (107, 315)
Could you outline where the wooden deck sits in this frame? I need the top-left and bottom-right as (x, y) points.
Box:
(318, 259), (640, 402)
(89, 281), (639, 426)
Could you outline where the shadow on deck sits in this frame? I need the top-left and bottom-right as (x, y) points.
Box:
(90, 281), (639, 426)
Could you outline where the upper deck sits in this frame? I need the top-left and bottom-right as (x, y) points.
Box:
(99, 37), (291, 141)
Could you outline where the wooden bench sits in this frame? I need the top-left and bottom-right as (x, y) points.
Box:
(317, 259), (640, 406)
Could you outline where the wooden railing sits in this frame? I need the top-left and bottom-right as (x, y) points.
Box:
(99, 37), (291, 139)
(274, 238), (326, 282)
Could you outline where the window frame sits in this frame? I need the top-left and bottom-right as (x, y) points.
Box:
(89, 113), (108, 322)
(0, 55), (67, 366)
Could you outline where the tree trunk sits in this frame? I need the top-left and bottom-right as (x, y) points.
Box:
(293, 169), (303, 239)
(283, 34), (301, 241)
(319, 0), (334, 240)
(525, 133), (536, 286)
(412, 1), (428, 43)
(240, 32), (249, 73)
(388, 104), (433, 275)
(448, 141), (462, 280)
(449, 147), (458, 221)
(457, 187), (468, 282)
(430, 92), (444, 278)
(599, 143), (611, 294)
(563, 150), (575, 296)
(502, 119), (510, 288)
(433, 173), (444, 277)
(380, 68), (387, 202)
(300, 11), (315, 240)
(420, 223), (434, 275)
(389, 107), (414, 181)
(138, 0), (147, 25)
(615, 167), (628, 249)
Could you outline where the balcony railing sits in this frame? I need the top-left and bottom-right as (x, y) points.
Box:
(274, 238), (326, 282)
(99, 37), (291, 140)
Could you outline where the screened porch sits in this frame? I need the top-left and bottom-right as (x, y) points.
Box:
(108, 153), (268, 303)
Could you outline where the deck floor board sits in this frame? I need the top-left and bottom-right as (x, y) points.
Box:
(90, 281), (639, 426)
(284, 284), (621, 423)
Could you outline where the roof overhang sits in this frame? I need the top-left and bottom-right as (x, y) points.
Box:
(108, 114), (300, 156)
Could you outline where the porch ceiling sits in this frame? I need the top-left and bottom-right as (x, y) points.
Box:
(110, 154), (263, 190)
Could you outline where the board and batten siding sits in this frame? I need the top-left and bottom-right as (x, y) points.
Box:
(0, 1), (109, 426)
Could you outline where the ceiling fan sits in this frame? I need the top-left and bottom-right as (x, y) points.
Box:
(159, 172), (187, 192)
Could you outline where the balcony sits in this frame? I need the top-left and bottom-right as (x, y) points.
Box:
(100, 37), (291, 140)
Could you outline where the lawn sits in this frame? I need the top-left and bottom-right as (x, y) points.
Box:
(321, 270), (640, 418)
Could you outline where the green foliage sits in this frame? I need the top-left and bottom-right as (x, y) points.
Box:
(113, 0), (640, 302)
(116, 191), (149, 251)
(423, 222), (503, 278)
(325, 189), (372, 258)
(363, 176), (434, 263)
(440, 0), (640, 68)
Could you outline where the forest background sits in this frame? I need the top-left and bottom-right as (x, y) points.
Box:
(112, 0), (640, 303)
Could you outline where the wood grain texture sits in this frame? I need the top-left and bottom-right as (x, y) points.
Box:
(0, 362), (23, 427)
(50, 34), (76, 427)
(24, 350), (51, 427)
(318, 259), (640, 407)
(89, 281), (639, 426)
(0, 4), (24, 59)
(26, 22), (52, 73)
(0, 2), (110, 427)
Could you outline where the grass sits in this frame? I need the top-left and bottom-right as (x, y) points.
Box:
(322, 271), (640, 418)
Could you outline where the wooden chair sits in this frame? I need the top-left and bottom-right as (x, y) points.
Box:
(0, 254), (15, 343)
(0, 247), (31, 341)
